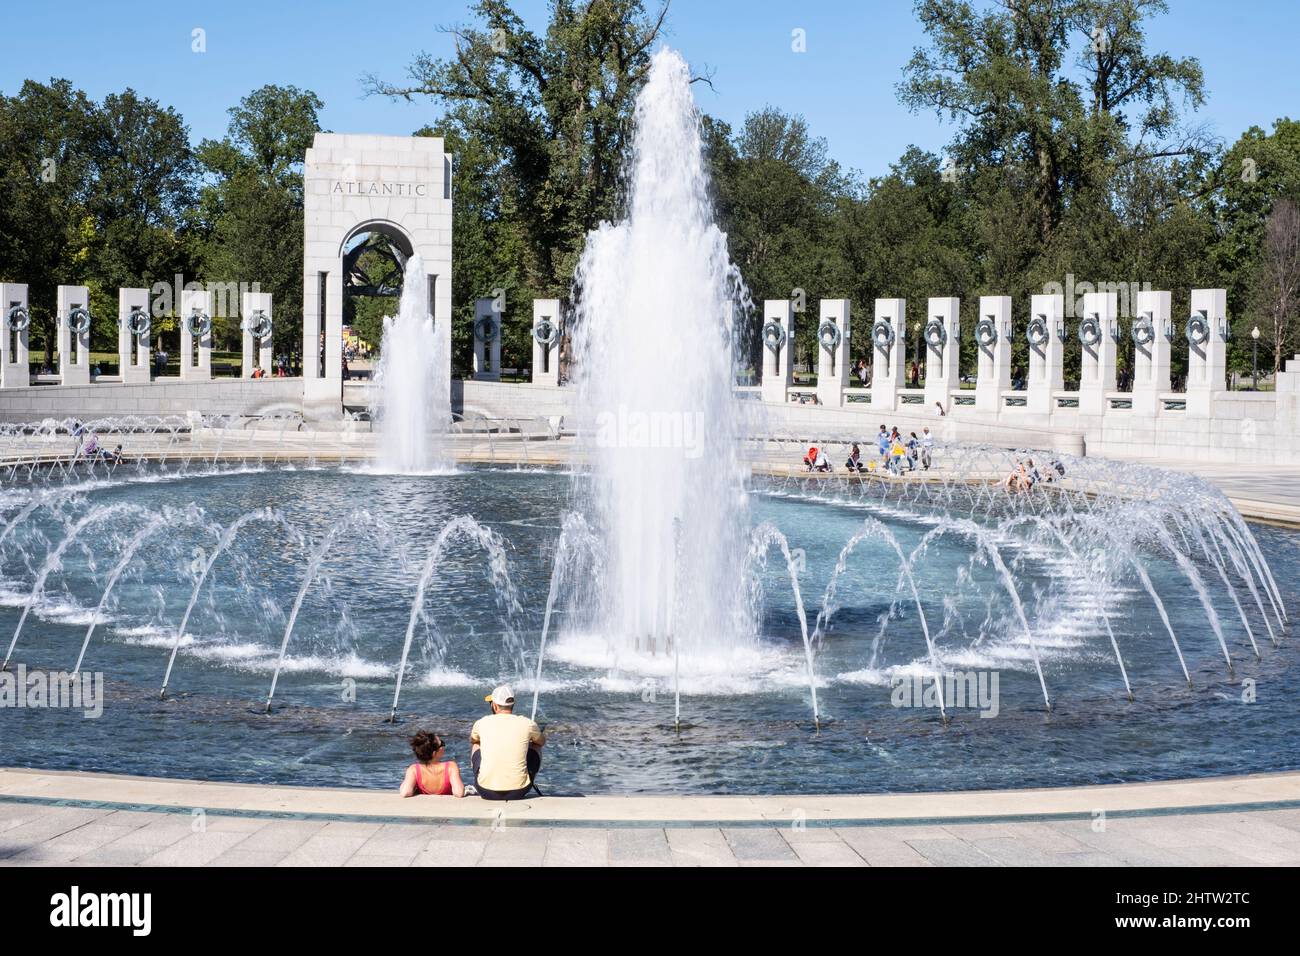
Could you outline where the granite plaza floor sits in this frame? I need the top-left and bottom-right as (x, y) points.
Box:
(3, 769), (1300, 867)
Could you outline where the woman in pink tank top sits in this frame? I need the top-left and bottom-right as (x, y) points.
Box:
(399, 730), (466, 798)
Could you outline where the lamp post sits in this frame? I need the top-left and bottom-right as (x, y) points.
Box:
(1251, 325), (1260, 390)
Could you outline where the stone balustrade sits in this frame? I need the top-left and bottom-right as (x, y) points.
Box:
(0, 284), (275, 387)
(747, 288), (1300, 465)
(2, 280), (1298, 466)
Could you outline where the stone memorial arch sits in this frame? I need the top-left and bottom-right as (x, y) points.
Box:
(302, 133), (453, 418)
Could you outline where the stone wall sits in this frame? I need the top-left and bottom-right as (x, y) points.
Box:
(3, 359), (1298, 467)
(432, 366), (1300, 465)
(0, 378), (304, 424)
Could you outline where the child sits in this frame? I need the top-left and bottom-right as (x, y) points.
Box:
(889, 438), (907, 474)
(845, 443), (864, 472)
(399, 730), (466, 798)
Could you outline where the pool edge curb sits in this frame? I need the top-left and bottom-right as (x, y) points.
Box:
(4, 768), (1300, 829)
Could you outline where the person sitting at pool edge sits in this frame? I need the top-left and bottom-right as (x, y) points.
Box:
(470, 684), (545, 800)
(399, 729), (466, 798)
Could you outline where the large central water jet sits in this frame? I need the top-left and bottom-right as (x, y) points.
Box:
(569, 48), (755, 662)
(370, 254), (451, 473)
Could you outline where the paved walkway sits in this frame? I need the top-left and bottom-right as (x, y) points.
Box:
(1157, 460), (1300, 525)
(3, 769), (1300, 866)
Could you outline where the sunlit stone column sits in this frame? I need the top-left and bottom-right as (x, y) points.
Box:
(473, 297), (501, 381)
(1186, 288), (1228, 416)
(241, 291), (273, 378)
(179, 289), (213, 381)
(923, 297), (960, 412)
(1276, 353), (1300, 439)
(118, 288), (151, 383)
(0, 283), (30, 389)
(1132, 290), (1171, 417)
(870, 298), (906, 413)
(759, 299), (794, 404)
(1078, 290), (1117, 416)
(974, 295), (1012, 413)
(816, 298), (851, 408)
(302, 274), (321, 384)
(1027, 293), (1064, 415)
(531, 298), (562, 386)
(57, 285), (91, 385)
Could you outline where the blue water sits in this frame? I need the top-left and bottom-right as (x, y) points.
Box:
(0, 465), (1296, 795)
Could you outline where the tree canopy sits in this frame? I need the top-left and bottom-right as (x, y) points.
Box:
(2, 0), (1298, 381)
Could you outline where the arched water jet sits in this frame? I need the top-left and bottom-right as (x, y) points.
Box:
(529, 512), (599, 722)
(1148, 522), (1233, 672)
(1172, 510), (1259, 658)
(2, 501), (145, 671)
(72, 506), (211, 674)
(1215, 503), (1287, 628)
(898, 519), (1052, 711)
(814, 516), (949, 722)
(747, 522), (820, 728)
(263, 510), (406, 713)
(0, 496), (55, 554)
(1006, 514), (1133, 700)
(387, 515), (520, 722)
(1075, 513), (1191, 686)
(1207, 520), (1278, 647)
(160, 508), (299, 698)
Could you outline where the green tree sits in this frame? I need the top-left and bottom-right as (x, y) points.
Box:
(901, 0), (1205, 245)
(707, 109), (849, 369)
(1249, 199), (1300, 375)
(89, 89), (197, 296)
(365, 0), (672, 300)
(0, 79), (99, 367)
(1205, 118), (1300, 368)
(420, 125), (529, 377)
(196, 85), (323, 353)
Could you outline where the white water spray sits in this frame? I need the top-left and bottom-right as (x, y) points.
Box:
(371, 254), (451, 473)
(570, 48), (753, 661)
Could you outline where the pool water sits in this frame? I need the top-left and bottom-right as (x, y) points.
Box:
(1, 465), (1296, 795)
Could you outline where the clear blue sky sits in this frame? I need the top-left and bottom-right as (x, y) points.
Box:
(3, 0), (1297, 179)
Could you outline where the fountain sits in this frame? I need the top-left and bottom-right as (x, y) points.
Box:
(0, 413), (1294, 793)
(565, 48), (756, 669)
(369, 254), (451, 473)
(0, 49), (1293, 794)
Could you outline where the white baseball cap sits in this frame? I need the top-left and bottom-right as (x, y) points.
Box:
(485, 684), (516, 705)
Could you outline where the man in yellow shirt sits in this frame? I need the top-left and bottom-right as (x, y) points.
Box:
(469, 684), (545, 800)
